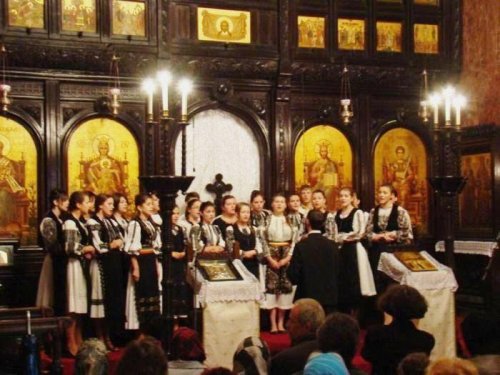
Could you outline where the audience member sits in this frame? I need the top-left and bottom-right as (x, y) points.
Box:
(270, 298), (325, 375)
(361, 285), (434, 375)
(469, 355), (500, 375)
(288, 209), (340, 314)
(304, 352), (349, 375)
(171, 327), (206, 362)
(233, 336), (270, 375)
(317, 313), (366, 375)
(74, 338), (108, 375)
(201, 368), (236, 375)
(426, 358), (478, 375)
(115, 336), (168, 375)
(396, 352), (429, 375)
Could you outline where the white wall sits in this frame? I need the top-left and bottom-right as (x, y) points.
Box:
(174, 109), (261, 208)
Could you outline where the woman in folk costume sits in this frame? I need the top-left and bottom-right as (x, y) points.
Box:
(170, 205), (191, 317)
(36, 188), (69, 316)
(178, 197), (201, 246)
(366, 184), (413, 292)
(226, 202), (263, 280)
(261, 193), (298, 334)
(63, 191), (95, 356)
(311, 189), (337, 240)
(191, 201), (226, 256)
(287, 193), (306, 239)
(87, 194), (125, 350)
(124, 193), (162, 330)
(334, 188), (376, 314)
(250, 190), (271, 229)
(113, 192), (130, 236)
(212, 195), (238, 239)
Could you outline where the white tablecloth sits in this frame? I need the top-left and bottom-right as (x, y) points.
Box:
(378, 251), (458, 359)
(187, 259), (262, 368)
(435, 240), (496, 257)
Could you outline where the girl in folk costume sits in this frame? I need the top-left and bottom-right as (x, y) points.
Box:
(87, 194), (125, 350)
(178, 198), (201, 245)
(171, 206), (191, 317)
(192, 201), (226, 256)
(311, 189), (337, 240)
(36, 189), (69, 316)
(124, 194), (162, 330)
(287, 193), (306, 239)
(113, 192), (130, 236)
(366, 184), (413, 291)
(334, 188), (376, 314)
(262, 193), (298, 334)
(250, 190), (271, 229)
(226, 202), (263, 280)
(149, 191), (162, 227)
(63, 191), (95, 356)
(213, 195), (237, 239)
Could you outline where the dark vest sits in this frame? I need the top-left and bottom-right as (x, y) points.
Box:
(66, 215), (90, 246)
(335, 208), (359, 233)
(133, 218), (156, 248)
(373, 205), (399, 233)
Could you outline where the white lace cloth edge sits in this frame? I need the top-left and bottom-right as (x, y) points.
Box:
(378, 251), (458, 292)
(435, 240), (496, 257)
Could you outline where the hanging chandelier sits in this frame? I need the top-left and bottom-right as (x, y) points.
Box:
(340, 64), (353, 124)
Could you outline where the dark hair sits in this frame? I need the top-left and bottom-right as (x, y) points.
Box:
(288, 193), (300, 201)
(221, 195), (236, 209)
(148, 191), (159, 199)
(306, 209), (326, 231)
(299, 185), (312, 193)
(84, 190), (96, 200)
(94, 194), (112, 212)
(250, 190), (264, 203)
(185, 198), (201, 219)
(201, 368), (236, 375)
(312, 189), (326, 199)
(113, 193), (128, 211)
(397, 352), (429, 375)
(339, 187), (356, 197)
(74, 338), (108, 375)
(69, 191), (89, 212)
(115, 337), (167, 375)
(236, 202), (250, 215)
(185, 191), (201, 203)
(271, 192), (286, 202)
(134, 193), (152, 207)
(200, 201), (215, 213)
(380, 184), (398, 197)
(48, 188), (68, 208)
(317, 313), (360, 367)
(378, 284), (428, 320)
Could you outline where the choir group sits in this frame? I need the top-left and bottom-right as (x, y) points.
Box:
(36, 183), (414, 356)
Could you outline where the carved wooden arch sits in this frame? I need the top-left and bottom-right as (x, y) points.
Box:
(168, 99), (272, 195)
(61, 111), (144, 196)
(291, 120), (357, 194)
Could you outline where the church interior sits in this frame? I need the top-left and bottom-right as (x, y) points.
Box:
(0, 0), (498, 374)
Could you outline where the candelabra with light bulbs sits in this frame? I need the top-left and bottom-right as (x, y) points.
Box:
(423, 84), (467, 270)
(139, 71), (194, 352)
(340, 65), (354, 124)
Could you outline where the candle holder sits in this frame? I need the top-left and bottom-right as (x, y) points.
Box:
(426, 84), (467, 270)
(339, 65), (354, 124)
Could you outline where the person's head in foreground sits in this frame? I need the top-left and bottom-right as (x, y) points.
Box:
(233, 336), (270, 375)
(317, 313), (360, 369)
(397, 352), (429, 375)
(379, 284), (428, 321)
(426, 358), (478, 375)
(74, 338), (108, 375)
(115, 336), (167, 375)
(170, 326), (206, 362)
(304, 352), (349, 375)
(287, 298), (326, 345)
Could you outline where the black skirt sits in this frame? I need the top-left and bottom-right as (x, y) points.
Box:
(134, 253), (161, 327)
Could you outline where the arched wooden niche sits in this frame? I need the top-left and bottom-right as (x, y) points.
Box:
(66, 118), (140, 210)
(294, 125), (353, 211)
(0, 116), (38, 245)
(174, 109), (261, 204)
(374, 127), (428, 234)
